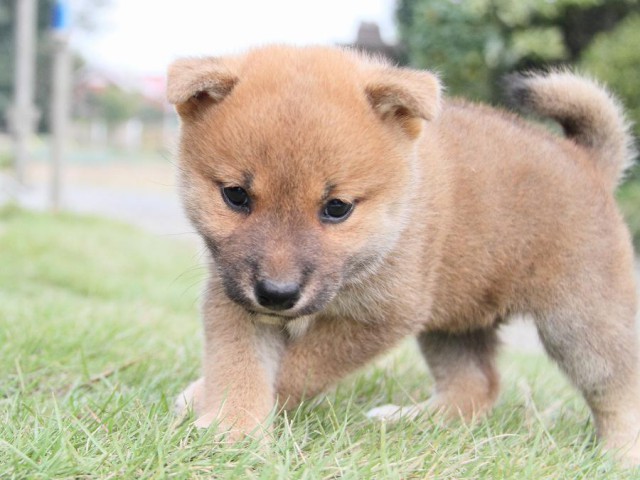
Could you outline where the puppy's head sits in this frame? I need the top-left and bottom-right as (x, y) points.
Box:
(168, 46), (441, 320)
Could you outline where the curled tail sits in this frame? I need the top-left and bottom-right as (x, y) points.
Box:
(505, 70), (636, 189)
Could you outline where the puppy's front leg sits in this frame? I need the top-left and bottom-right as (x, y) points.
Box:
(194, 292), (285, 440)
(277, 315), (416, 408)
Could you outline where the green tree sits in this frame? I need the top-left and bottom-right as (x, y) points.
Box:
(580, 14), (640, 139)
(84, 85), (142, 127)
(396, 0), (496, 101)
(397, 0), (639, 102)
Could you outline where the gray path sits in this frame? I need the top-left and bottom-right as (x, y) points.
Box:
(2, 174), (196, 240)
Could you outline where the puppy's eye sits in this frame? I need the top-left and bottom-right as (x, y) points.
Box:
(221, 186), (250, 212)
(321, 199), (354, 223)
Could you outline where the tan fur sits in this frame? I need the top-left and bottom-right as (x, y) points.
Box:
(168, 46), (639, 463)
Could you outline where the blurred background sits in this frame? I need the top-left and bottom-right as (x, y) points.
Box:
(0, 0), (638, 243)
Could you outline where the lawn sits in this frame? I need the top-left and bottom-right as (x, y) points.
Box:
(0, 207), (636, 479)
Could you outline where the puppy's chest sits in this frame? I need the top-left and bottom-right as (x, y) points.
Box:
(282, 295), (384, 345)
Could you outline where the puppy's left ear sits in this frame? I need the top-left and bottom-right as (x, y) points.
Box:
(366, 68), (442, 139)
(167, 57), (239, 119)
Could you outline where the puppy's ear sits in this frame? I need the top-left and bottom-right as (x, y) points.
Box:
(365, 68), (442, 138)
(167, 57), (238, 118)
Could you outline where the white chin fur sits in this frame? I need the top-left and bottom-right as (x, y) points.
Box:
(285, 316), (314, 339)
(253, 314), (286, 326)
(252, 313), (314, 339)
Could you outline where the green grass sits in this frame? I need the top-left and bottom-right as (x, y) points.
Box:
(0, 207), (635, 479)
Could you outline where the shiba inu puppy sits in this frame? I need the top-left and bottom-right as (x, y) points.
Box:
(167, 46), (639, 463)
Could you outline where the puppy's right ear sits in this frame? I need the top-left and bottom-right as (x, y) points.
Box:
(166, 57), (238, 118)
(365, 67), (442, 139)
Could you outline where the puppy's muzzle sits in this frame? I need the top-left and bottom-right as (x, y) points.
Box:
(254, 279), (301, 311)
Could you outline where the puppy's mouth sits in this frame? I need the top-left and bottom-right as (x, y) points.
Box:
(245, 309), (302, 327)
(245, 300), (327, 323)
(247, 308), (297, 319)
(244, 298), (332, 324)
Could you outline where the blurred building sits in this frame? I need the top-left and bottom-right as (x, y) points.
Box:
(73, 68), (170, 152)
(345, 22), (404, 64)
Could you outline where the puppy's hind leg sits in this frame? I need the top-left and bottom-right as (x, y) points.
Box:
(534, 278), (640, 465)
(368, 327), (500, 422)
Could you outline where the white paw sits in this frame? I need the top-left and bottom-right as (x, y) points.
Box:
(366, 404), (405, 422)
(367, 402), (430, 422)
(174, 378), (203, 416)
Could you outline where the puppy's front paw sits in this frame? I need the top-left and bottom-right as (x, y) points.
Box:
(366, 403), (409, 422)
(193, 410), (272, 447)
(174, 377), (204, 416)
(367, 401), (437, 422)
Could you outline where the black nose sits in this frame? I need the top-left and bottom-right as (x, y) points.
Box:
(254, 279), (301, 311)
